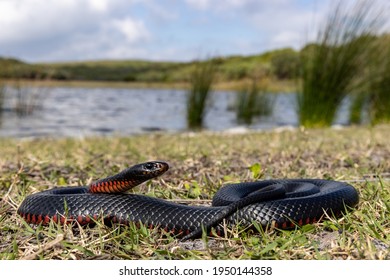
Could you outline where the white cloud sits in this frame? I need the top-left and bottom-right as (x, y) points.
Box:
(87, 0), (110, 12)
(111, 18), (151, 44)
(248, 7), (325, 50)
(0, 0), (104, 45)
(182, 0), (325, 52)
(0, 0), (388, 62)
(0, 0), (152, 61)
(185, 0), (211, 10)
(271, 31), (302, 49)
(185, 0), (291, 12)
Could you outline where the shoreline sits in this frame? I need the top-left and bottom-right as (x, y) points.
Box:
(0, 78), (297, 92)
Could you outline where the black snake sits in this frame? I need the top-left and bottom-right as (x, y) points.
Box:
(18, 161), (359, 239)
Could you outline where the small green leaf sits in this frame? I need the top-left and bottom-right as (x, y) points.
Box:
(184, 181), (202, 198)
(57, 177), (67, 186)
(259, 241), (278, 254)
(249, 163), (262, 179)
(323, 221), (339, 231)
(248, 237), (260, 246)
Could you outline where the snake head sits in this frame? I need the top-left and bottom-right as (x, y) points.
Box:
(140, 161), (170, 176)
(88, 161), (170, 193)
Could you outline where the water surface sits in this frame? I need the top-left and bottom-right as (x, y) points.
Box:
(0, 87), (351, 138)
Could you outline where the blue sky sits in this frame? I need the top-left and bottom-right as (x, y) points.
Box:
(0, 0), (389, 62)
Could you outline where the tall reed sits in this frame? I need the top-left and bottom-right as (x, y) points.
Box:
(0, 83), (5, 124)
(298, 0), (381, 128)
(186, 60), (215, 129)
(349, 92), (367, 124)
(348, 36), (390, 125)
(0, 83), (4, 108)
(235, 79), (273, 125)
(3, 82), (45, 117)
(368, 41), (390, 124)
(14, 84), (43, 116)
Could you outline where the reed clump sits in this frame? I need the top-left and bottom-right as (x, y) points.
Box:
(367, 38), (390, 124)
(298, 0), (381, 128)
(0, 83), (5, 123)
(348, 35), (390, 125)
(186, 60), (216, 129)
(349, 93), (367, 124)
(235, 79), (273, 125)
(0, 81), (44, 117)
(0, 83), (5, 108)
(14, 84), (44, 116)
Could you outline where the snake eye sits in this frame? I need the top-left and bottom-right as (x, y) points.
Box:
(144, 162), (156, 170)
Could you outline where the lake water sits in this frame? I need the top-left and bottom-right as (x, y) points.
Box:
(0, 87), (351, 138)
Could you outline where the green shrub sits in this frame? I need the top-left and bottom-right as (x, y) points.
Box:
(270, 48), (300, 80)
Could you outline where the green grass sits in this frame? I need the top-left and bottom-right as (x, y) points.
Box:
(0, 125), (389, 259)
(298, 0), (381, 128)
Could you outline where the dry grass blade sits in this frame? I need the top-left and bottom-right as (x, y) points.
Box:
(21, 234), (64, 260)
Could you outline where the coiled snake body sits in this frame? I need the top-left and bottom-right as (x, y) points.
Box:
(18, 161), (359, 239)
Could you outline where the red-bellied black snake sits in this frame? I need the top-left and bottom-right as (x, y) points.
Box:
(18, 161), (359, 239)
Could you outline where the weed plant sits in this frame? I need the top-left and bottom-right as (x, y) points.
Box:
(186, 60), (216, 129)
(298, 0), (381, 128)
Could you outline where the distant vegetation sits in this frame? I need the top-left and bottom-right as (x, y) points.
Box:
(0, 48), (301, 91)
